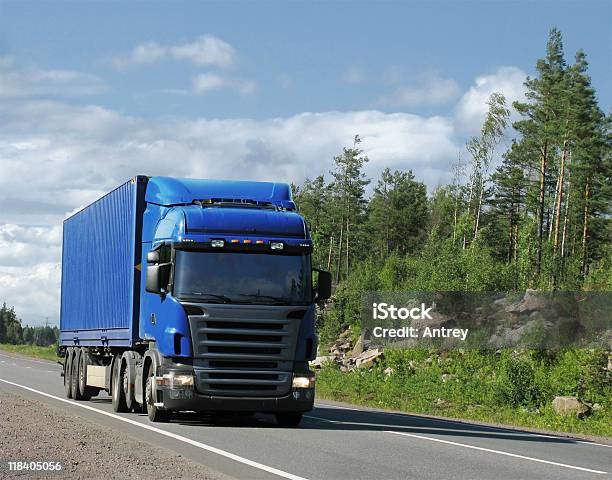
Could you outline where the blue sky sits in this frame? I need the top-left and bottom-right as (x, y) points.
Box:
(1, 1), (610, 119)
(0, 0), (610, 325)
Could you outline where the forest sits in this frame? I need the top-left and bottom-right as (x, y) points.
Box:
(0, 303), (59, 347)
(294, 29), (610, 435)
(292, 28), (610, 345)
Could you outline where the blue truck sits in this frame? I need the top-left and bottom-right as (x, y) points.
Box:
(59, 175), (331, 425)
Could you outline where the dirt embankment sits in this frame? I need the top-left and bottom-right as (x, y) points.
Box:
(0, 390), (220, 479)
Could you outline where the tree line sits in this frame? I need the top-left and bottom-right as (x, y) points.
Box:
(294, 28), (610, 295)
(0, 303), (59, 347)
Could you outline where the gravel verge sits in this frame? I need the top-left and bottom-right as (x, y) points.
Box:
(0, 389), (222, 479)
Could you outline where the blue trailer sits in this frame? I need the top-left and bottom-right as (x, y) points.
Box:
(59, 175), (331, 424)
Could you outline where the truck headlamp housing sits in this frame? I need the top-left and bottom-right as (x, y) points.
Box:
(292, 375), (315, 389)
(270, 241), (284, 251)
(156, 373), (194, 388)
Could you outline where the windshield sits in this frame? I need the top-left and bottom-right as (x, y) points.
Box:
(173, 250), (312, 305)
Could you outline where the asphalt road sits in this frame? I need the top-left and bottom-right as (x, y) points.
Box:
(0, 350), (609, 480)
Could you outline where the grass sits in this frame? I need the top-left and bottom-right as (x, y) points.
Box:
(0, 344), (59, 362)
(315, 348), (612, 438)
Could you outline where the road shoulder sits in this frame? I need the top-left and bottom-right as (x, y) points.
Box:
(0, 388), (225, 479)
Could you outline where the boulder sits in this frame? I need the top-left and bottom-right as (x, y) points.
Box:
(552, 396), (590, 416)
(411, 310), (453, 330)
(505, 289), (549, 314)
(310, 355), (335, 369)
(441, 374), (457, 383)
(355, 348), (384, 369)
(351, 335), (364, 357)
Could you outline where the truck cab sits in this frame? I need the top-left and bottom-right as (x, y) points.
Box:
(139, 177), (331, 423)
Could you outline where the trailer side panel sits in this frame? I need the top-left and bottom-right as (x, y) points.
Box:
(60, 176), (147, 347)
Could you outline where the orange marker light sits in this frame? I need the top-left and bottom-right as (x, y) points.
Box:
(243, 239), (252, 244)
(230, 239), (239, 244)
(255, 240), (264, 244)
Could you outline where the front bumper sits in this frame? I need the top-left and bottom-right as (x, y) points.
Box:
(158, 386), (315, 412)
(154, 365), (314, 413)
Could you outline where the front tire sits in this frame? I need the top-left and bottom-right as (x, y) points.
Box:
(145, 368), (169, 423)
(275, 412), (303, 427)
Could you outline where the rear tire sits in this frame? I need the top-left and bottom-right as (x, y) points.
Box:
(275, 412), (303, 427)
(145, 367), (169, 423)
(77, 349), (96, 400)
(64, 351), (73, 399)
(71, 350), (83, 400)
(111, 357), (129, 413)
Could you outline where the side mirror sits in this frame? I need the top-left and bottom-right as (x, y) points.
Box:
(314, 269), (332, 301)
(146, 264), (170, 295)
(147, 250), (160, 264)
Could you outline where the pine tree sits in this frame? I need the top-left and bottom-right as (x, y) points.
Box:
(329, 135), (370, 282)
(513, 28), (568, 280)
(367, 168), (428, 257)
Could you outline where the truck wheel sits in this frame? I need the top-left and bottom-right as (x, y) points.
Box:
(71, 349), (83, 400)
(145, 368), (169, 423)
(275, 412), (303, 427)
(78, 349), (96, 400)
(112, 358), (129, 413)
(64, 351), (73, 399)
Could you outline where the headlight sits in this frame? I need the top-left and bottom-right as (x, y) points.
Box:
(270, 241), (284, 250)
(292, 375), (315, 389)
(156, 374), (194, 388)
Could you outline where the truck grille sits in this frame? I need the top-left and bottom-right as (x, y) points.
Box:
(184, 303), (304, 397)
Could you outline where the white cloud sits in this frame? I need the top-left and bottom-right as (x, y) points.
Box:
(112, 35), (236, 69)
(0, 57), (106, 98)
(124, 41), (167, 66)
(376, 73), (461, 107)
(192, 73), (256, 95)
(0, 263), (61, 326)
(170, 36), (236, 68)
(455, 66), (527, 133)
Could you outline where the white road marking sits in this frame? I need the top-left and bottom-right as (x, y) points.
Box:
(0, 378), (308, 480)
(305, 415), (608, 475)
(314, 402), (612, 449)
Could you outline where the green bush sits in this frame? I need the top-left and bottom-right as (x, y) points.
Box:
(495, 352), (543, 407)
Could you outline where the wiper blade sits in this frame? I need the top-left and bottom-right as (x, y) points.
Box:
(237, 293), (292, 305)
(182, 293), (232, 304)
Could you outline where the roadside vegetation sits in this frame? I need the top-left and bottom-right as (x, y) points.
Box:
(0, 303), (59, 361)
(317, 348), (611, 438)
(293, 28), (611, 437)
(0, 343), (58, 362)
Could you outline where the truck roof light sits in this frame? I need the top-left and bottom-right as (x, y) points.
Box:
(270, 241), (284, 250)
(243, 239), (252, 244)
(255, 240), (264, 244)
(230, 239), (240, 244)
(211, 239), (225, 248)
